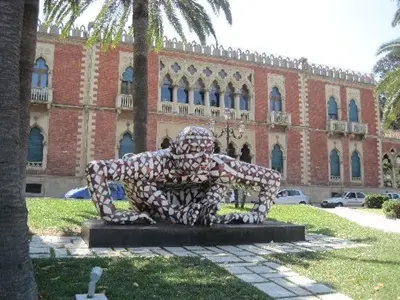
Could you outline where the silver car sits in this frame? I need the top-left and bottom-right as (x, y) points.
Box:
(274, 189), (310, 205)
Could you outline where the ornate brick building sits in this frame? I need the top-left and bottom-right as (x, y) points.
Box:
(26, 23), (400, 202)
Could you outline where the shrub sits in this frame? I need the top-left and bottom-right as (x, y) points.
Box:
(382, 200), (400, 219)
(364, 194), (389, 209)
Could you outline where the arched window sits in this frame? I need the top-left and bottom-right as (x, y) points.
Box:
(194, 79), (205, 105)
(351, 151), (361, 179)
(327, 96), (338, 120)
(161, 74), (173, 102)
(271, 144), (283, 174)
(121, 66), (133, 94)
(240, 144), (252, 163)
(330, 149), (340, 178)
(209, 81), (220, 107)
(214, 141), (221, 154)
(225, 83), (235, 109)
(227, 142), (236, 158)
(349, 99), (359, 122)
(119, 132), (134, 158)
(269, 87), (282, 112)
(27, 127), (44, 164)
(160, 137), (171, 149)
(177, 77), (189, 104)
(31, 58), (48, 88)
(240, 85), (250, 111)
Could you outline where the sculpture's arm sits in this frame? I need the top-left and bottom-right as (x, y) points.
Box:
(85, 159), (155, 224)
(211, 155), (281, 223)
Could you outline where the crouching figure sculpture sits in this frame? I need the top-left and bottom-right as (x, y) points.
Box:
(85, 126), (281, 226)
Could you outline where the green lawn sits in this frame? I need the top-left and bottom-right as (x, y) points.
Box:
(28, 199), (400, 300)
(33, 257), (270, 300)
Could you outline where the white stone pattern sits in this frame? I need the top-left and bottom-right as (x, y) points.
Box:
(85, 126), (281, 225)
(30, 234), (367, 299)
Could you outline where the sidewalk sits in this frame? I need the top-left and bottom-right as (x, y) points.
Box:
(324, 207), (400, 234)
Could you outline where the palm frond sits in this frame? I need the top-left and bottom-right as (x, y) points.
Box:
(376, 37), (400, 56)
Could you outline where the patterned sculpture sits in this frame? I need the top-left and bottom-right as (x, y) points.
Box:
(86, 126), (281, 226)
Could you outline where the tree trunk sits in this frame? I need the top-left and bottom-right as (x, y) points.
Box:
(0, 0), (38, 299)
(132, 0), (149, 153)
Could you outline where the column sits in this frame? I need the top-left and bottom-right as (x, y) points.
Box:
(204, 90), (210, 116)
(188, 88), (194, 114)
(234, 93), (241, 120)
(173, 85), (178, 113)
(220, 91), (226, 116)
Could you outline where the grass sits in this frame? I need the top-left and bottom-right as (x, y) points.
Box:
(33, 256), (271, 300)
(258, 205), (400, 300)
(28, 199), (400, 299)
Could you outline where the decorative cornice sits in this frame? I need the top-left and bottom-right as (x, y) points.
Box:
(36, 20), (376, 86)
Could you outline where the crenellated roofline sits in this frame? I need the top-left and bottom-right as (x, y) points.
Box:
(36, 20), (376, 86)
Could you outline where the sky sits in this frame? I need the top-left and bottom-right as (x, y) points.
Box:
(38, 0), (400, 74)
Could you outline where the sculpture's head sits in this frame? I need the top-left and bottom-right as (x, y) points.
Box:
(171, 126), (214, 174)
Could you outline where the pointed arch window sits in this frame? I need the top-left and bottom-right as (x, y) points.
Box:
(349, 99), (359, 122)
(271, 144), (283, 174)
(121, 66), (133, 94)
(194, 79), (205, 105)
(209, 82), (220, 107)
(330, 149), (340, 178)
(328, 96), (338, 120)
(269, 87), (282, 112)
(240, 144), (252, 163)
(227, 142), (236, 158)
(240, 85), (250, 111)
(351, 151), (361, 178)
(225, 83), (235, 109)
(160, 137), (171, 149)
(119, 132), (134, 158)
(161, 75), (173, 102)
(32, 58), (49, 88)
(27, 127), (44, 165)
(177, 77), (189, 104)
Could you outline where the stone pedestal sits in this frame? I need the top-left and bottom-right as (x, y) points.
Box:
(81, 219), (305, 248)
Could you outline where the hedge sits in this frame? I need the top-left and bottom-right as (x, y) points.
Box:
(364, 194), (389, 209)
(382, 200), (400, 219)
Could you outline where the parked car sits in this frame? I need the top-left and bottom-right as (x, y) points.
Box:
(64, 182), (126, 200)
(273, 189), (310, 205)
(386, 192), (400, 200)
(320, 191), (366, 208)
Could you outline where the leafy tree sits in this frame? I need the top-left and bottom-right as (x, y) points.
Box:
(0, 0), (40, 299)
(44, 0), (232, 153)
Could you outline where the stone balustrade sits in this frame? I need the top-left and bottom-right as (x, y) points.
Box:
(326, 119), (348, 134)
(267, 111), (291, 127)
(349, 122), (368, 135)
(116, 94), (133, 110)
(27, 161), (43, 168)
(31, 87), (52, 105)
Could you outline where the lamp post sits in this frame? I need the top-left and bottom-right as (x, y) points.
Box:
(209, 108), (247, 208)
(208, 108), (246, 157)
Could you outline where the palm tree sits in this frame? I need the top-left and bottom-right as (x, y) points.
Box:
(43, 0), (232, 153)
(0, 0), (39, 299)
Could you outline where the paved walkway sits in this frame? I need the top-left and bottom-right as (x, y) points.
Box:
(30, 233), (367, 300)
(324, 207), (400, 234)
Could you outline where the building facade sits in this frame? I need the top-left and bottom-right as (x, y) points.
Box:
(26, 23), (400, 202)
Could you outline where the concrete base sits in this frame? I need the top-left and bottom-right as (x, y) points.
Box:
(81, 219), (305, 248)
(75, 294), (108, 300)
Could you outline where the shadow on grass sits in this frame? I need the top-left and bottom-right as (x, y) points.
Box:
(33, 257), (271, 300)
(271, 250), (400, 269)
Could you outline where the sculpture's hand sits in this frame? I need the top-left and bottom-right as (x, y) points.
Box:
(216, 211), (265, 224)
(103, 210), (156, 225)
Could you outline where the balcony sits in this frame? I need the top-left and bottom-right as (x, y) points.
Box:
(116, 94), (133, 111)
(267, 111), (291, 127)
(30, 88), (52, 108)
(326, 119), (348, 134)
(26, 161), (43, 169)
(349, 122), (368, 136)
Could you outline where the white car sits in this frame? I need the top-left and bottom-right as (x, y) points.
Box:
(274, 189), (310, 205)
(386, 193), (400, 200)
(320, 191), (366, 208)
